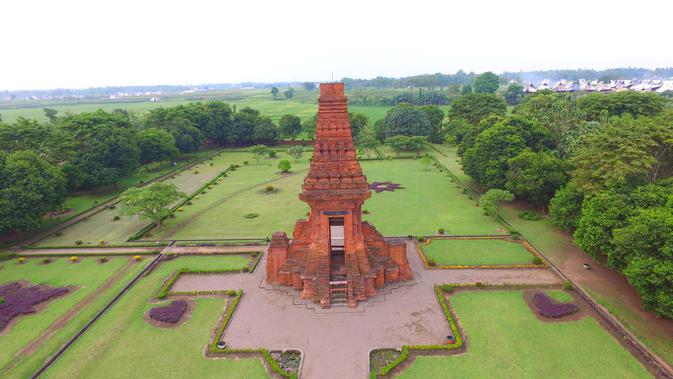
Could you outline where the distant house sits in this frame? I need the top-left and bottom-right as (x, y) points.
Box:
(524, 83), (537, 93)
(148, 97), (160, 102)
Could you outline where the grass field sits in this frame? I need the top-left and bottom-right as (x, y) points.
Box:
(45, 255), (267, 379)
(421, 239), (535, 266)
(0, 88), (396, 125)
(153, 152), (310, 240)
(33, 150), (245, 246)
(398, 290), (650, 378)
(0, 256), (145, 378)
(149, 154), (503, 240)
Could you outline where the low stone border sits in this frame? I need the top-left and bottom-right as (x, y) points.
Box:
(416, 235), (548, 269)
(205, 290), (302, 379)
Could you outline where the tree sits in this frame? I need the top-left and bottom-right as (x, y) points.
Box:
(348, 112), (368, 140)
(0, 150), (66, 233)
(284, 88), (295, 99)
(118, 183), (185, 228)
(302, 82), (316, 91)
(577, 92), (665, 121)
(250, 144), (269, 163)
(278, 159), (291, 173)
(251, 116), (278, 143)
(137, 128), (179, 163)
(513, 93), (586, 158)
(474, 72), (500, 94)
(43, 108), (58, 124)
(548, 183), (584, 231)
(383, 105), (432, 139)
(303, 113), (317, 139)
(504, 83), (524, 105)
(505, 150), (569, 206)
(287, 146), (304, 162)
(624, 256), (673, 318)
(448, 93), (506, 125)
(461, 84), (472, 95)
(385, 135), (427, 156)
(166, 117), (204, 153)
(279, 114), (302, 140)
(420, 155), (433, 170)
(571, 114), (673, 194)
(357, 133), (379, 159)
(479, 189), (514, 219)
(573, 191), (632, 261)
(462, 116), (552, 188)
(271, 86), (279, 99)
(419, 105), (445, 143)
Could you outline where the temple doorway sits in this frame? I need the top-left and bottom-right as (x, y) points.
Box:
(329, 217), (345, 281)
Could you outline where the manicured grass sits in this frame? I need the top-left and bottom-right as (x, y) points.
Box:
(0, 257), (145, 378)
(45, 255), (267, 379)
(33, 151), (241, 247)
(398, 290), (650, 378)
(154, 152), (310, 240)
(421, 239), (535, 266)
(361, 159), (503, 236)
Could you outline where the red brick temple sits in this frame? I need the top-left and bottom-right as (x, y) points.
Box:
(266, 83), (412, 308)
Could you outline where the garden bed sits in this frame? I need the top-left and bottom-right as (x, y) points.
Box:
(0, 281), (72, 335)
(145, 299), (195, 328)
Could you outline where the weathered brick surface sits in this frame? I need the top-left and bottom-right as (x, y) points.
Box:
(266, 83), (411, 307)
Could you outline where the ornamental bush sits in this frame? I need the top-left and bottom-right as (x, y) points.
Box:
(148, 300), (188, 324)
(0, 282), (69, 331)
(533, 292), (578, 318)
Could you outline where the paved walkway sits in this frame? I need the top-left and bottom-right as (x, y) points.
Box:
(173, 241), (561, 379)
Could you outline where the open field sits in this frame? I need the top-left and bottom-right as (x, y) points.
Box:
(421, 239), (535, 266)
(0, 88), (400, 125)
(33, 150), (244, 247)
(154, 152), (311, 240)
(398, 290), (650, 378)
(150, 154), (503, 240)
(45, 255), (267, 379)
(0, 256), (145, 378)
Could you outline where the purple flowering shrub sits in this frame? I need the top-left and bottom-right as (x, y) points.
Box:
(533, 292), (578, 318)
(368, 181), (404, 193)
(0, 282), (70, 331)
(149, 300), (187, 324)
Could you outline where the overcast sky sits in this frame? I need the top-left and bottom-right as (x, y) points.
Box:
(1, 0), (671, 90)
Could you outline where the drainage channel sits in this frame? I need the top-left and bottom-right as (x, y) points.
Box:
(31, 241), (175, 378)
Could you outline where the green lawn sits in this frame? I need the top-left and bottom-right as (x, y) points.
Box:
(33, 151), (243, 247)
(154, 151), (311, 240)
(421, 239), (535, 266)
(45, 255), (267, 379)
(361, 159), (503, 236)
(0, 87), (394, 125)
(0, 256), (145, 378)
(399, 290), (650, 378)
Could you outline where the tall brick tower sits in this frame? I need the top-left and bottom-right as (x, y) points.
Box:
(266, 83), (411, 308)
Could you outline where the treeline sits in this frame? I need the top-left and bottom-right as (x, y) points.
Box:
(0, 101), (309, 234)
(342, 67), (673, 89)
(444, 79), (673, 318)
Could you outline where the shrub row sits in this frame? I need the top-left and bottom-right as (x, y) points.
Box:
(156, 266), (246, 299)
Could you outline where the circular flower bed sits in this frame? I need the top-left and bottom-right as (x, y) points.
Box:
(148, 300), (188, 324)
(533, 292), (578, 318)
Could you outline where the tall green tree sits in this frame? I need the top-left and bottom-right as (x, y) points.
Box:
(504, 83), (524, 105)
(573, 191), (632, 261)
(348, 112), (369, 140)
(118, 183), (185, 228)
(250, 144), (269, 163)
(548, 183), (584, 231)
(287, 146), (304, 161)
(0, 150), (66, 233)
(271, 86), (279, 99)
(448, 93), (506, 125)
(284, 88), (295, 99)
(479, 189), (514, 219)
(137, 128), (179, 163)
(279, 114), (302, 140)
(474, 72), (500, 94)
(251, 116), (278, 143)
(419, 105), (445, 143)
(383, 105), (432, 139)
(577, 92), (665, 121)
(302, 82), (316, 91)
(505, 150), (569, 206)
